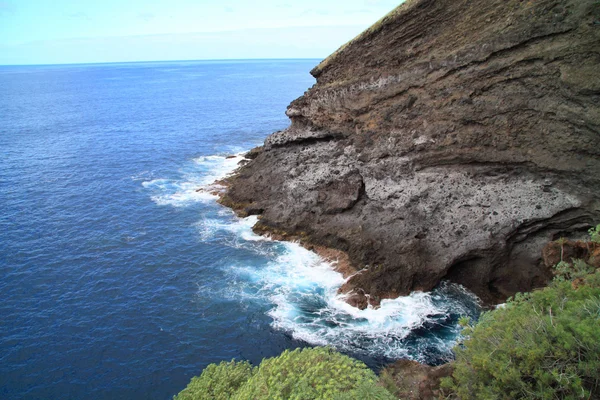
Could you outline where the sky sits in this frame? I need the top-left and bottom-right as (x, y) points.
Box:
(0, 0), (404, 65)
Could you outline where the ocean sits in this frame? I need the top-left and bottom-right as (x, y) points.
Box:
(0, 60), (480, 400)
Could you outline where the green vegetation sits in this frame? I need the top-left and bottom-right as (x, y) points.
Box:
(553, 258), (595, 282)
(589, 223), (600, 243)
(441, 270), (600, 399)
(174, 360), (254, 400)
(177, 227), (600, 400)
(175, 347), (394, 400)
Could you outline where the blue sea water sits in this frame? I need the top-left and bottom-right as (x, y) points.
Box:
(0, 60), (480, 400)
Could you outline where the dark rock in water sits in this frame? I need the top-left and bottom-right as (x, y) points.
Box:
(222, 0), (600, 306)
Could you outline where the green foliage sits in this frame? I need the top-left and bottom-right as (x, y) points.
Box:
(589, 224), (600, 243)
(332, 380), (397, 400)
(233, 347), (393, 400)
(175, 347), (394, 400)
(174, 360), (255, 400)
(442, 271), (600, 399)
(553, 259), (595, 282)
(457, 316), (471, 327)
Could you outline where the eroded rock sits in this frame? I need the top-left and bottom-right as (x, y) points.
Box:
(222, 0), (600, 306)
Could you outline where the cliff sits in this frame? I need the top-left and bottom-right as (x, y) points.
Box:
(221, 0), (600, 306)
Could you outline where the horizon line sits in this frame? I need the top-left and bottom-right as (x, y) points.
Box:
(0, 57), (324, 68)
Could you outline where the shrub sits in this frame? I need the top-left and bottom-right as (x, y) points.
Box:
(553, 259), (595, 282)
(175, 347), (395, 400)
(441, 271), (600, 399)
(233, 347), (394, 400)
(174, 360), (255, 400)
(332, 380), (397, 400)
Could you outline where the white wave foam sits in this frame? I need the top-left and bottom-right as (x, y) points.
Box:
(142, 153), (246, 207)
(264, 262), (442, 358)
(195, 215), (269, 243)
(218, 223), (471, 359)
(159, 152), (482, 360)
(130, 170), (154, 182)
(192, 154), (246, 185)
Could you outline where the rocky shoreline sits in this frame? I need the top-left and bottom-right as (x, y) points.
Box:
(218, 0), (600, 309)
(206, 1), (600, 397)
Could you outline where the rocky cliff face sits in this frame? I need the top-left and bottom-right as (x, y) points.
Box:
(222, 0), (600, 306)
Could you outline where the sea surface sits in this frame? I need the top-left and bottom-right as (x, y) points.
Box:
(0, 60), (480, 400)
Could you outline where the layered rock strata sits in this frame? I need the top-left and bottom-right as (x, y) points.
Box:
(221, 0), (600, 306)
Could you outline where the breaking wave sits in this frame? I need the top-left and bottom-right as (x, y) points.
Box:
(143, 152), (481, 363)
(142, 153), (245, 207)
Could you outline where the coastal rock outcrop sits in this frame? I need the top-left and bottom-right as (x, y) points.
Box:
(222, 0), (600, 306)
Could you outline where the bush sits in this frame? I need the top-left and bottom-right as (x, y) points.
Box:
(332, 380), (398, 400)
(553, 259), (595, 282)
(233, 347), (394, 400)
(175, 347), (395, 400)
(441, 271), (600, 399)
(174, 360), (255, 400)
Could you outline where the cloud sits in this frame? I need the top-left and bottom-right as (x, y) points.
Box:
(298, 9), (332, 17)
(66, 11), (91, 20)
(342, 8), (372, 15)
(137, 12), (155, 22)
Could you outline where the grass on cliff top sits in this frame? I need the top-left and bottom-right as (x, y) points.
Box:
(312, 0), (418, 76)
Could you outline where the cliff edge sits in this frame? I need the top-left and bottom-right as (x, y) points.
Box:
(221, 0), (600, 306)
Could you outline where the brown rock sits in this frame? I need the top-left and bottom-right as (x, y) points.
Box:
(572, 277), (586, 290)
(309, 245), (358, 278)
(543, 240), (600, 269)
(222, 0), (600, 305)
(380, 359), (454, 400)
(542, 240), (592, 267)
(591, 246), (600, 268)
